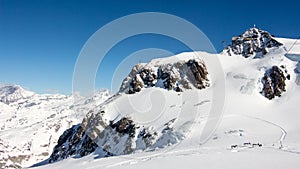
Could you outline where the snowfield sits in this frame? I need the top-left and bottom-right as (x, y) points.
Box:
(1, 28), (300, 169)
(34, 32), (300, 169)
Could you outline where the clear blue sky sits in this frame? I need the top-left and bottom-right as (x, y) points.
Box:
(0, 0), (299, 94)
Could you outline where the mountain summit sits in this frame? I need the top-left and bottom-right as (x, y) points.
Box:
(223, 28), (283, 58)
(0, 84), (34, 104)
(2, 28), (300, 169)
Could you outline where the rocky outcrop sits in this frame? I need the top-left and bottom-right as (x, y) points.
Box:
(49, 113), (138, 162)
(119, 59), (209, 94)
(48, 117), (130, 162)
(261, 66), (290, 100)
(109, 117), (136, 137)
(224, 28), (282, 58)
(47, 108), (180, 163)
(186, 59), (209, 89)
(48, 124), (100, 163)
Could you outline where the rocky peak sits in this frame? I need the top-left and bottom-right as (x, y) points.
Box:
(223, 28), (283, 58)
(119, 59), (210, 94)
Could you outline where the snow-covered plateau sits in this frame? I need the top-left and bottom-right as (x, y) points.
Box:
(1, 28), (300, 169)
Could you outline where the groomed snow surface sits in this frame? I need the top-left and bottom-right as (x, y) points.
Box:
(34, 37), (300, 169)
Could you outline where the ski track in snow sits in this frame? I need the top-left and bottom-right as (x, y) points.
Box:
(223, 114), (286, 147)
(222, 114), (300, 155)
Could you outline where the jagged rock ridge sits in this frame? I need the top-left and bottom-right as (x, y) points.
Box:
(48, 112), (178, 162)
(224, 28), (283, 58)
(119, 59), (210, 94)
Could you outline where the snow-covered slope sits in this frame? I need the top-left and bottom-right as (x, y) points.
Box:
(0, 85), (110, 168)
(39, 55), (212, 165)
(33, 28), (300, 169)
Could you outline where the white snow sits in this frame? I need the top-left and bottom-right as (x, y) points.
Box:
(5, 36), (300, 169)
(276, 37), (300, 61)
(0, 87), (110, 168)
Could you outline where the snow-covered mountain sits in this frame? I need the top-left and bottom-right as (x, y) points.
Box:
(0, 85), (110, 168)
(43, 55), (211, 164)
(2, 28), (300, 169)
(0, 85), (34, 105)
(223, 27), (283, 58)
(33, 28), (300, 169)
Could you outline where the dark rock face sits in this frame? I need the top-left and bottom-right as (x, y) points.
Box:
(261, 66), (289, 100)
(224, 28), (283, 58)
(186, 59), (209, 89)
(48, 125), (100, 163)
(47, 109), (182, 164)
(48, 114), (138, 163)
(119, 59), (209, 94)
(109, 118), (136, 137)
(48, 112), (146, 163)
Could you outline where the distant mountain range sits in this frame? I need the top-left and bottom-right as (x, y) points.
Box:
(0, 85), (110, 168)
